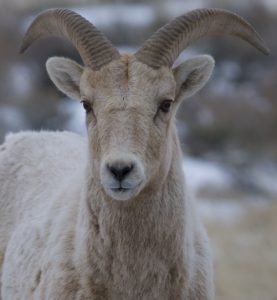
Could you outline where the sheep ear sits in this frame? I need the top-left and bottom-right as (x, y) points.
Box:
(46, 57), (84, 100)
(173, 55), (214, 102)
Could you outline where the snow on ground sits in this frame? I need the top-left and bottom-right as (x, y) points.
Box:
(251, 163), (277, 196)
(182, 157), (241, 223)
(182, 157), (276, 223)
(183, 157), (232, 192)
(198, 199), (246, 223)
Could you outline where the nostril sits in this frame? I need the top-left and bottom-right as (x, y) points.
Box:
(108, 163), (134, 182)
(122, 165), (133, 176)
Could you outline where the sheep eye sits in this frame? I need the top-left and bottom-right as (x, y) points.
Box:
(159, 100), (172, 113)
(81, 100), (92, 113)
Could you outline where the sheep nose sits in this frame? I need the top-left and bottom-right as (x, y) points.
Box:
(107, 163), (134, 182)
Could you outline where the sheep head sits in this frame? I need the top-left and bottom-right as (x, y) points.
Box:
(21, 8), (268, 201)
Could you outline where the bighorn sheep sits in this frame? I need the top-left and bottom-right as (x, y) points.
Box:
(0, 8), (268, 300)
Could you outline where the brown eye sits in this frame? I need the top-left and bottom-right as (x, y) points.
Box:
(159, 100), (172, 113)
(81, 100), (92, 113)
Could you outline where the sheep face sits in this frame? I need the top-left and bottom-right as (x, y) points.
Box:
(46, 54), (214, 201)
(22, 8), (267, 201)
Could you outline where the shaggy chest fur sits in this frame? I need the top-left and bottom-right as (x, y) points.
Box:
(75, 191), (188, 300)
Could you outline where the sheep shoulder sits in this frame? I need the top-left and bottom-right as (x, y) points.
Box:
(0, 130), (86, 216)
(0, 131), (87, 300)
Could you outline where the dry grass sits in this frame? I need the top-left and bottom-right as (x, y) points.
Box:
(206, 202), (277, 300)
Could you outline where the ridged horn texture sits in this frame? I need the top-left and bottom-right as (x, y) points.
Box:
(135, 8), (269, 69)
(20, 8), (120, 70)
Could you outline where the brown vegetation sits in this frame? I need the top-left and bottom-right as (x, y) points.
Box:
(206, 202), (277, 300)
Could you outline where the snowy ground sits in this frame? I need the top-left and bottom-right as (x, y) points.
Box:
(182, 157), (276, 222)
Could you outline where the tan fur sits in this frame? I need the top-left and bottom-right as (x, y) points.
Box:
(0, 54), (214, 299)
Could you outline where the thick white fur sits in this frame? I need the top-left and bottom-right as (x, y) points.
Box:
(0, 54), (214, 299)
(0, 131), (87, 299)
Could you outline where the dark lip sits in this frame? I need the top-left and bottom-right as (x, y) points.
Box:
(109, 180), (143, 193)
(111, 187), (130, 192)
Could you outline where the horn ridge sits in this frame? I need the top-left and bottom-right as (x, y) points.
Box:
(20, 8), (120, 70)
(135, 8), (269, 68)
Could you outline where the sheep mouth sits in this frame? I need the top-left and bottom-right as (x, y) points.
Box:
(107, 186), (136, 201)
(111, 187), (129, 192)
(104, 181), (144, 201)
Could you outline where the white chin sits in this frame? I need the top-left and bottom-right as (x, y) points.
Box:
(105, 187), (138, 201)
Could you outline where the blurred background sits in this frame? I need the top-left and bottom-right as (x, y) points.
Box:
(0, 0), (276, 299)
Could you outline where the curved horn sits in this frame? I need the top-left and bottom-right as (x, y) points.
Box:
(135, 8), (269, 68)
(20, 8), (120, 70)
